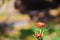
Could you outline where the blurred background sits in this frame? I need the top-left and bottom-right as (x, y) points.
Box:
(0, 0), (60, 40)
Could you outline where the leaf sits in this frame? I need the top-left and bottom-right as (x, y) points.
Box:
(20, 29), (34, 38)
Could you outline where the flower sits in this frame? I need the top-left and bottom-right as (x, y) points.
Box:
(36, 22), (46, 28)
(35, 33), (42, 39)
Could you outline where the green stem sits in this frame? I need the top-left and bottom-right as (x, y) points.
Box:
(38, 39), (40, 40)
(40, 29), (41, 33)
(38, 38), (43, 40)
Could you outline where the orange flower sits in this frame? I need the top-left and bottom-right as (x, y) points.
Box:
(36, 22), (46, 28)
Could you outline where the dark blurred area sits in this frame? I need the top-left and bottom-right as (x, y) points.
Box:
(21, 0), (60, 10)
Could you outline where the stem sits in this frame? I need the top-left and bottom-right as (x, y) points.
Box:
(38, 39), (40, 40)
(38, 38), (43, 40)
(40, 29), (41, 33)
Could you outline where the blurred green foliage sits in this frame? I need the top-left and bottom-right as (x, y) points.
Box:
(20, 29), (34, 38)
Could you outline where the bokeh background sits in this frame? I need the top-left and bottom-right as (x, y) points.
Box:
(0, 0), (60, 40)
